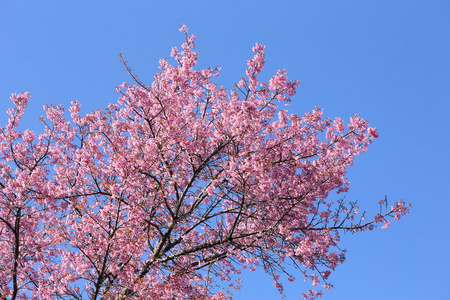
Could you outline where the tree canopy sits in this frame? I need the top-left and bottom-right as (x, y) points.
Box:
(0, 25), (409, 300)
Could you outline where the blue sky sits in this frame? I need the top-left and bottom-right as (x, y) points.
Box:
(1, 1), (449, 299)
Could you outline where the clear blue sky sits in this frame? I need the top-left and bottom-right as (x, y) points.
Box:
(1, 1), (449, 299)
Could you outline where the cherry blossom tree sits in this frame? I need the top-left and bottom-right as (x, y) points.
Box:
(0, 25), (409, 300)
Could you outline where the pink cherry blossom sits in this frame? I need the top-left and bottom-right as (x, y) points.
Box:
(0, 26), (410, 299)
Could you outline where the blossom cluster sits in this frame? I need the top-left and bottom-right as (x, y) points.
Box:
(0, 25), (409, 300)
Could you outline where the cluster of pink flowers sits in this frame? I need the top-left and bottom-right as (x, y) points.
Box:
(0, 25), (409, 299)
